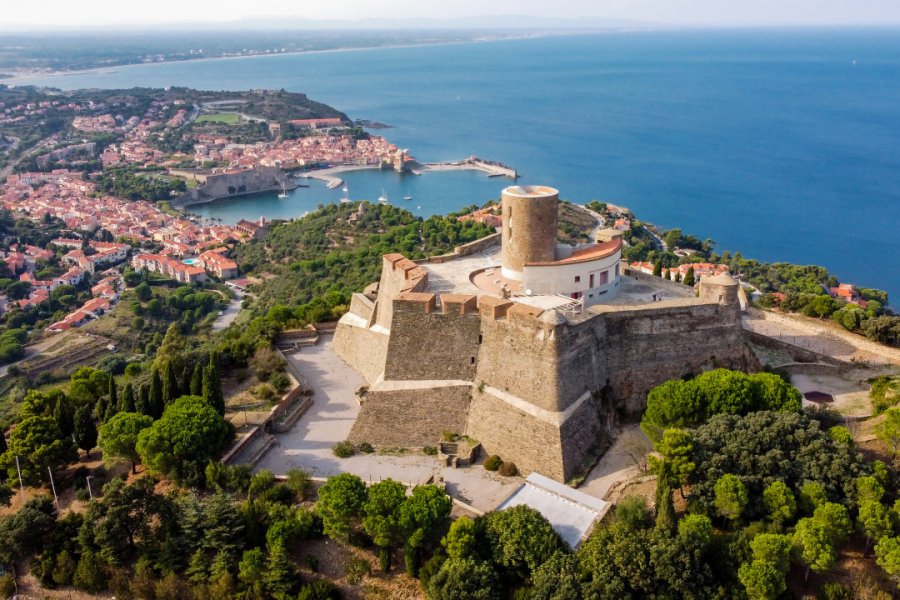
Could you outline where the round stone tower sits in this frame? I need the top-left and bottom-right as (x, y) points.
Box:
(699, 272), (740, 305)
(500, 185), (559, 281)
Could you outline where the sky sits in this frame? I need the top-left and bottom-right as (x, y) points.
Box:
(2, 0), (899, 29)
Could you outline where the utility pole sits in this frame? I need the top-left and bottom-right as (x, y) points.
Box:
(86, 475), (94, 500)
(48, 466), (59, 509)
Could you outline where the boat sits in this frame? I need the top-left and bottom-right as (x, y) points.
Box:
(378, 189), (389, 205)
(277, 180), (289, 199)
(340, 185), (351, 204)
(403, 195), (413, 201)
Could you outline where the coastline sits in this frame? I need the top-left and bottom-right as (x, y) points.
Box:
(0, 32), (557, 84)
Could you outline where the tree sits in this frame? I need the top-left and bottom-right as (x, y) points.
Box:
(677, 514), (713, 546)
(750, 534), (792, 572)
(136, 383), (151, 417)
(484, 505), (565, 580)
(655, 476), (676, 532)
(762, 481), (796, 528)
(190, 362), (204, 396)
(427, 558), (501, 600)
(1, 415), (78, 485)
(683, 266), (695, 287)
(149, 367), (164, 419)
(362, 478), (406, 571)
(738, 560), (786, 600)
(108, 377), (118, 415)
(876, 408), (900, 456)
(316, 473), (368, 542)
(443, 515), (478, 560)
(73, 405), (98, 458)
(73, 550), (107, 593)
(875, 537), (900, 592)
(813, 502), (852, 547)
(799, 481), (829, 515)
(53, 395), (75, 438)
(714, 474), (748, 524)
(238, 547), (267, 599)
(120, 382), (136, 413)
(652, 261), (663, 277)
(162, 360), (179, 407)
(793, 517), (836, 582)
(264, 541), (298, 598)
(856, 475), (885, 504)
(528, 551), (582, 600)
(858, 501), (893, 554)
(98, 412), (153, 474)
(136, 395), (234, 485)
(651, 427), (695, 496)
(203, 353), (225, 416)
(399, 484), (453, 576)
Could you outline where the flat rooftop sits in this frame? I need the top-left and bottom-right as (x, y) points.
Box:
(503, 185), (559, 198)
(496, 473), (608, 548)
(422, 245), (696, 315)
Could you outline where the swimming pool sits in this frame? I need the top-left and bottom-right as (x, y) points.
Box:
(182, 258), (201, 266)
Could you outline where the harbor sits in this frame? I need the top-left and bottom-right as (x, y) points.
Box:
(298, 155), (517, 190)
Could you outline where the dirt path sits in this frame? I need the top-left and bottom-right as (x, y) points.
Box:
(579, 424), (651, 500)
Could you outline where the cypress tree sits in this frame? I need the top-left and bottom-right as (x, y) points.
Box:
(655, 476), (676, 532)
(652, 261), (663, 277)
(73, 405), (98, 458)
(104, 401), (117, 423)
(108, 378), (118, 413)
(94, 394), (107, 422)
(0, 430), (7, 454)
(54, 396), (75, 438)
(162, 361), (179, 407)
(136, 384), (151, 417)
(181, 365), (192, 397)
(150, 368), (164, 419)
(121, 382), (136, 413)
(683, 266), (696, 287)
(203, 353), (225, 416)
(190, 362), (204, 396)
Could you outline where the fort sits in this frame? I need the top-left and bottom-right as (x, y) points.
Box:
(172, 166), (294, 206)
(334, 185), (756, 482)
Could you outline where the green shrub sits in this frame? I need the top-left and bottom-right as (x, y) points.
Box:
(305, 554), (320, 573)
(0, 573), (15, 598)
(442, 430), (456, 442)
(357, 442), (374, 454)
(346, 556), (371, 584)
(286, 468), (312, 501)
(820, 582), (853, 600)
(297, 579), (341, 600)
(498, 462), (519, 477)
(423, 446), (438, 456)
(270, 371), (292, 393)
(484, 455), (502, 471)
(332, 441), (355, 458)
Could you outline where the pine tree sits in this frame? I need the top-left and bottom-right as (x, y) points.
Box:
(74, 405), (98, 458)
(150, 368), (164, 419)
(264, 542), (297, 598)
(120, 383), (136, 413)
(683, 266), (696, 287)
(190, 362), (204, 396)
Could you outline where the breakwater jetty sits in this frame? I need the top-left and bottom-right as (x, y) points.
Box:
(420, 156), (518, 179)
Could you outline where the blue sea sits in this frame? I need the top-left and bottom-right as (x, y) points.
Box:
(15, 29), (900, 300)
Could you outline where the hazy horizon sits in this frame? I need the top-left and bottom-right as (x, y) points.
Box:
(3, 0), (900, 31)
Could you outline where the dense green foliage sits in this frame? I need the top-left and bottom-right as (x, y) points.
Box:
(231, 202), (494, 313)
(96, 168), (187, 201)
(641, 369), (802, 441)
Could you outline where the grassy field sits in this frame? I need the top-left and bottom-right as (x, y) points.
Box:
(196, 112), (241, 124)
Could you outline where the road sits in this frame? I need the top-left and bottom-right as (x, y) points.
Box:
(212, 293), (243, 331)
(0, 135), (56, 182)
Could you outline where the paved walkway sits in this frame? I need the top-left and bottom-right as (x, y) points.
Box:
(252, 340), (521, 512)
(212, 293), (243, 331)
(579, 424), (651, 500)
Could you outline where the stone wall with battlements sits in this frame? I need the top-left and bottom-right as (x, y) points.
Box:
(374, 254), (429, 330)
(347, 385), (471, 447)
(384, 292), (482, 381)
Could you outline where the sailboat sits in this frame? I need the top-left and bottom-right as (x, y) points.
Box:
(378, 189), (389, 205)
(277, 179), (289, 199)
(403, 195), (413, 201)
(340, 185), (351, 204)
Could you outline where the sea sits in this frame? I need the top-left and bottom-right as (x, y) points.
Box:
(13, 29), (900, 301)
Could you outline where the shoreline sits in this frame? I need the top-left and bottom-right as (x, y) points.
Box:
(0, 32), (557, 85)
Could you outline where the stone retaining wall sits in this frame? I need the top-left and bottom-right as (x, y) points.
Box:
(347, 385), (471, 447)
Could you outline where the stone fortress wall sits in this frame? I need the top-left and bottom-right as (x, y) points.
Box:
(333, 187), (754, 482)
(334, 253), (753, 481)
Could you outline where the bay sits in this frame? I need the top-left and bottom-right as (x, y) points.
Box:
(15, 29), (900, 300)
